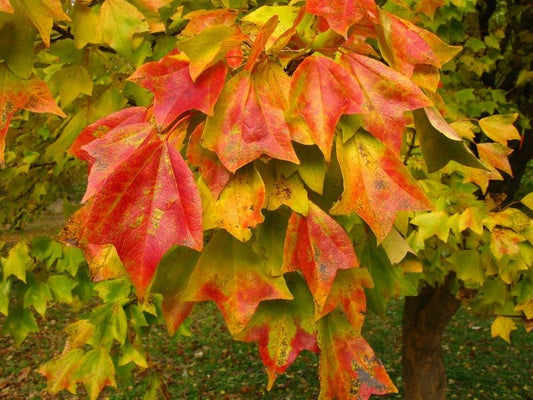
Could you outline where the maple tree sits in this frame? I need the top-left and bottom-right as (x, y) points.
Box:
(0, 0), (531, 399)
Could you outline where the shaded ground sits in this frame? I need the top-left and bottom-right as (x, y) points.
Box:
(0, 298), (531, 399)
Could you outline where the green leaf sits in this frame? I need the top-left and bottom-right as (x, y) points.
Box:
(75, 347), (117, 400)
(93, 278), (132, 304)
(0, 279), (11, 316)
(3, 306), (39, 345)
(1, 242), (33, 283)
(414, 108), (486, 172)
(252, 210), (289, 277)
(47, 275), (78, 303)
(100, 0), (150, 61)
(0, 14), (36, 78)
(23, 279), (53, 317)
(177, 25), (242, 80)
(89, 303), (128, 347)
(119, 343), (148, 368)
(50, 65), (93, 107)
(411, 211), (450, 247)
(151, 246), (198, 336)
(56, 247), (85, 277)
(449, 250), (484, 287)
(31, 236), (62, 267)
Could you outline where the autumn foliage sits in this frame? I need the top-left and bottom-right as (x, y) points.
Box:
(1, 0), (531, 399)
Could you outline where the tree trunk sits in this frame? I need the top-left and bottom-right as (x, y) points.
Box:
(401, 277), (461, 400)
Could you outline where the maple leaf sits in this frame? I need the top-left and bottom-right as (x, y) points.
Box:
(177, 25), (244, 81)
(38, 349), (84, 395)
(413, 107), (486, 172)
(74, 348), (117, 400)
(282, 201), (359, 308)
(184, 231), (293, 335)
(0, 65), (65, 164)
(182, 9), (239, 36)
(83, 244), (128, 282)
(100, 0), (150, 61)
(289, 55), (364, 160)
(476, 142), (513, 176)
(70, 106), (149, 163)
(128, 53), (227, 130)
(479, 113), (521, 145)
(306, 0), (378, 37)
(151, 246), (199, 336)
(318, 313), (397, 400)
(235, 274), (318, 389)
(200, 165), (265, 242)
(202, 61), (298, 172)
(340, 53), (432, 153)
(64, 139), (203, 296)
(377, 10), (460, 78)
(186, 122), (231, 199)
(75, 110), (156, 201)
(0, 0), (14, 13)
(243, 15), (279, 71)
(415, 0), (445, 18)
(8, 0), (70, 47)
(316, 268), (373, 332)
(331, 132), (432, 243)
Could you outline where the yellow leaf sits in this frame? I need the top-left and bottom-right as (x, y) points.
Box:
(490, 316), (517, 343)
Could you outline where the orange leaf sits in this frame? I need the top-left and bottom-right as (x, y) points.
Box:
(341, 52), (432, 153)
(331, 132), (431, 242)
(289, 55), (364, 160)
(318, 313), (397, 399)
(282, 201), (359, 308)
(203, 62), (298, 172)
(184, 231), (293, 335)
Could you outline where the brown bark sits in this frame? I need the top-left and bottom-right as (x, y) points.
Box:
(401, 277), (461, 400)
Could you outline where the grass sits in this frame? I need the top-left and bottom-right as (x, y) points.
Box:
(0, 298), (531, 399)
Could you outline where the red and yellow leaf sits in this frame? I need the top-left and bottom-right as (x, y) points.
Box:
(476, 142), (513, 176)
(235, 274), (318, 389)
(64, 139), (203, 296)
(331, 132), (432, 242)
(177, 25), (244, 81)
(128, 53), (227, 130)
(186, 122), (231, 199)
(341, 53), (432, 153)
(0, 0), (14, 13)
(282, 201), (359, 308)
(318, 313), (397, 400)
(306, 0), (378, 37)
(0, 65), (65, 164)
(289, 55), (364, 160)
(316, 268), (373, 332)
(377, 10), (460, 77)
(479, 113), (521, 145)
(203, 62), (298, 172)
(38, 349), (84, 395)
(182, 9), (239, 36)
(184, 231), (293, 335)
(200, 165), (265, 242)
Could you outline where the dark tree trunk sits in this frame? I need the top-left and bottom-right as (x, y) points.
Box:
(401, 277), (461, 400)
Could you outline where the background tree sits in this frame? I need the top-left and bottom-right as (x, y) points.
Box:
(0, 1), (531, 399)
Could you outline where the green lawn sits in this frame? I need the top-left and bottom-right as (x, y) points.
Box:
(0, 298), (531, 399)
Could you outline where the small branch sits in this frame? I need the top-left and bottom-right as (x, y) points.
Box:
(403, 130), (418, 165)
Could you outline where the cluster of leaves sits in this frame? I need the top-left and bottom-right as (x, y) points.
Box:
(0, 0), (532, 399)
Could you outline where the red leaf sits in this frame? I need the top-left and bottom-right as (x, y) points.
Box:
(318, 313), (397, 399)
(184, 231), (293, 335)
(341, 52), (432, 153)
(306, 0), (378, 37)
(0, 0), (14, 13)
(282, 201), (359, 308)
(77, 111), (156, 201)
(202, 62), (298, 172)
(0, 65), (65, 164)
(128, 53), (227, 130)
(186, 122), (231, 199)
(235, 274), (318, 389)
(70, 107), (148, 163)
(289, 55), (364, 160)
(63, 139), (203, 296)
(331, 132), (432, 242)
(244, 15), (278, 71)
